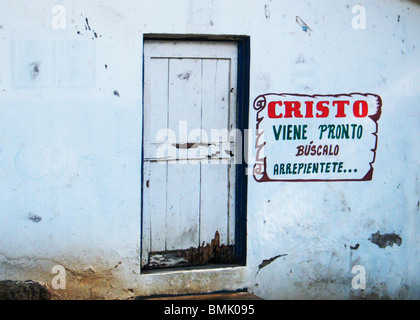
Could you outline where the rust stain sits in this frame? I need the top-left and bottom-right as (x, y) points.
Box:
(146, 231), (235, 270)
(188, 231), (235, 266)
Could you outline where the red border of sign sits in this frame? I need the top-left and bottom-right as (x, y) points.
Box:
(253, 93), (382, 182)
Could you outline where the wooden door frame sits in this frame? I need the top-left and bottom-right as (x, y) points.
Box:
(140, 34), (250, 270)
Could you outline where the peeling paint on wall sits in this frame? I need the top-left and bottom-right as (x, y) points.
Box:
(256, 254), (287, 275)
(26, 213), (42, 223)
(296, 16), (313, 34)
(29, 62), (40, 80)
(369, 231), (402, 249)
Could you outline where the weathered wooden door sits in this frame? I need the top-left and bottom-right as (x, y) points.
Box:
(142, 40), (238, 269)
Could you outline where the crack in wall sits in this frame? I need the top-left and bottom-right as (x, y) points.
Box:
(256, 254), (287, 276)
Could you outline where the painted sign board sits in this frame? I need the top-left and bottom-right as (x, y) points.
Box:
(253, 93), (382, 182)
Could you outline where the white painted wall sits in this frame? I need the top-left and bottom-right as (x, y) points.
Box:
(0, 0), (419, 299)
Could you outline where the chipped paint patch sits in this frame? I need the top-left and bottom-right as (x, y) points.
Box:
(172, 142), (213, 149)
(369, 231), (402, 249)
(350, 243), (360, 250)
(27, 213), (42, 223)
(296, 16), (313, 34)
(76, 15), (102, 39)
(264, 5), (271, 19)
(256, 254), (287, 275)
(29, 62), (40, 80)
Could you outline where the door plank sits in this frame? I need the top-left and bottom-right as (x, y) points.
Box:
(144, 58), (168, 149)
(200, 163), (229, 245)
(227, 56), (238, 246)
(199, 58), (232, 246)
(141, 161), (151, 267)
(166, 163), (201, 250)
(202, 59), (230, 132)
(144, 40), (238, 59)
(168, 58), (202, 145)
(148, 162), (168, 252)
(165, 57), (203, 251)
